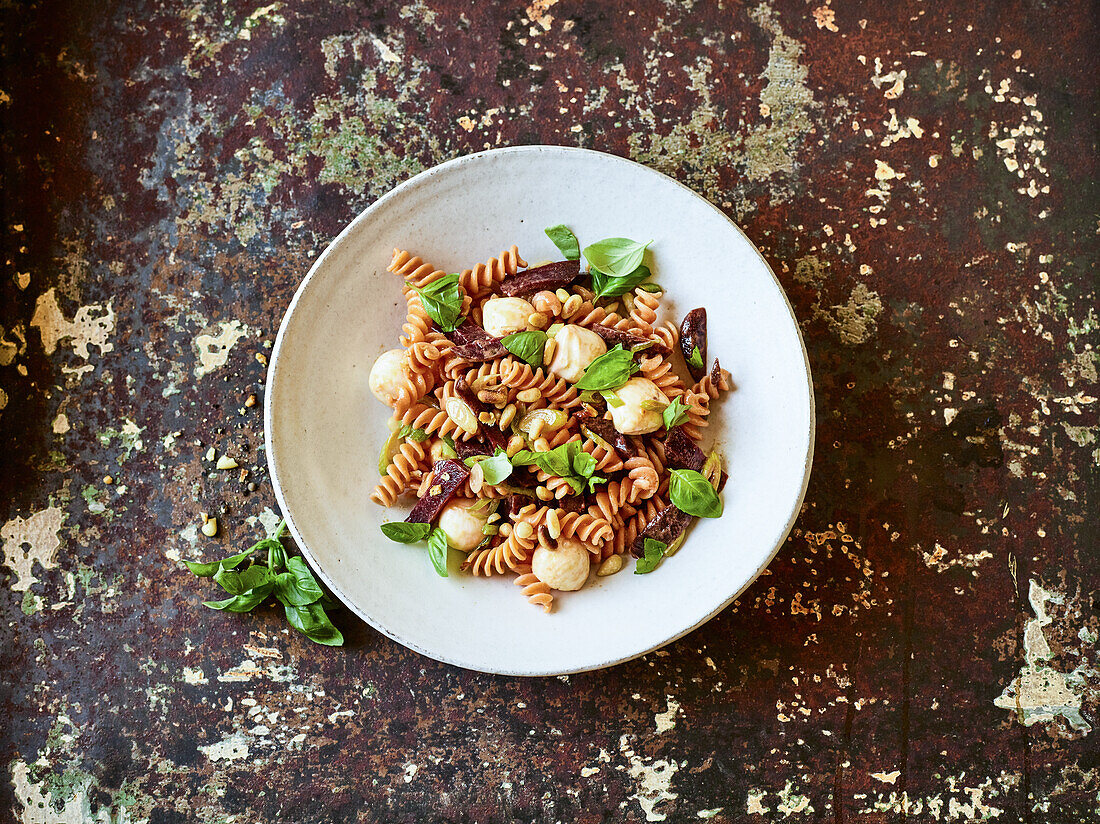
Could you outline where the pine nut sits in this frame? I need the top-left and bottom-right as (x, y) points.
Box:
(477, 411), (495, 425)
(527, 312), (549, 330)
(499, 403), (517, 429)
(562, 294), (583, 319)
(477, 387), (508, 406)
(597, 555), (624, 576)
(201, 515), (218, 537)
(487, 512), (501, 524)
(516, 388), (540, 403)
(536, 485), (554, 501)
(506, 434), (525, 457)
(543, 337), (557, 363)
(468, 462), (484, 494)
(514, 521), (534, 540)
(498, 522), (513, 538)
(546, 508), (561, 540)
(555, 288), (570, 302)
(529, 417), (547, 439)
(533, 437), (550, 452)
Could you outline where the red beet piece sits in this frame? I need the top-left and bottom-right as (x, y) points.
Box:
(664, 426), (705, 471)
(499, 260), (581, 297)
(406, 460), (470, 524)
(631, 505), (693, 557)
(444, 319), (507, 361)
(590, 324), (671, 356)
(680, 308), (707, 381)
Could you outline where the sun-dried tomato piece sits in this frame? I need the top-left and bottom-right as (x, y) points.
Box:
(443, 319), (507, 361)
(406, 460), (470, 524)
(498, 260), (582, 297)
(631, 505), (693, 557)
(575, 412), (632, 460)
(664, 426), (705, 472)
(590, 324), (671, 356)
(680, 307), (707, 381)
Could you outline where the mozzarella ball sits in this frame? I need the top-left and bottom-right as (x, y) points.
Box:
(369, 349), (411, 407)
(546, 324), (608, 383)
(531, 536), (591, 591)
(481, 297), (536, 338)
(609, 377), (669, 435)
(437, 498), (490, 552)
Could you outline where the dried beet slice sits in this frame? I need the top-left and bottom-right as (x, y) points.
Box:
(499, 260), (582, 297)
(406, 459), (469, 524)
(443, 319), (507, 361)
(453, 377), (508, 450)
(680, 308), (707, 381)
(664, 426), (705, 472)
(631, 505), (693, 557)
(575, 412), (631, 460)
(590, 324), (671, 356)
(556, 495), (586, 513)
(454, 438), (492, 461)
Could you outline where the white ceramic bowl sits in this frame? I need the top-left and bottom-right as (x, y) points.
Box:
(265, 146), (814, 675)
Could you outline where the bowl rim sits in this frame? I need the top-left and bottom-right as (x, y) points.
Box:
(264, 144), (816, 676)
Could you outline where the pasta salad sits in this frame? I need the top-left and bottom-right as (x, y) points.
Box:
(370, 225), (731, 612)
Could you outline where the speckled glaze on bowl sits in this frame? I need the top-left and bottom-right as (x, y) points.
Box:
(265, 146), (814, 676)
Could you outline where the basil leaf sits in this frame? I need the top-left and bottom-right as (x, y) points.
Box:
(509, 449), (540, 466)
(669, 469), (724, 518)
(276, 557), (324, 605)
(662, 395), (690, 429)
(591, 264), (654, 299)
(204, 581), (274, 612)
(477, 451), (514, 485)
(413, 273), (465, 332)
(381, 522), (432, 543)
(636, 282), (663, 293)
(404, 426), (429, 442)
(600, 389), (624, 408)
(535, 445), (573, 478)
(687, 346), (704, 371)
(635, 538), (666, 574)
(284, 602), (344, 646)
(428, 528), (450, 577)
(544, 224), (580, 260)
(501, 330), (547, 368)
(572, 450), (597, 479)
(574, 345), (639, 391)
(439, 434), (458, 459)
(583, 237), (652, 277)
(214, 563), (273, 596)
(183, 548), (254, 577)
(586, 474), (607, 493)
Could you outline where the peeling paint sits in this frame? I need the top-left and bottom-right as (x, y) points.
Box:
(30, 288), (115, 360)
(2, 507), (65, 592)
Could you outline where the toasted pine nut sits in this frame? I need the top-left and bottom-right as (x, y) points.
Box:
(597, 555), (624, 576)
(536, 485), (554, 501)
(506, 434), (525, 457)
(543, 337), (558, 363)
(527, 312), (549, 330)
(546, 508), (561, 540)
(516, 388), (540, 403)
(477, 387), (508, 406)
(201, 515), (218, 537)
(468, 462), (484, 494)
(498, 522), (513, 538)
(487, 512), (501, 524)
(533, 437), (550, 452)
(499, 403), (518, 429)
(538, 526), (555, 548)
(515, 521), (534, 540)
(555, 288), (570, 302)
(529, 417), (547, 439)
(562, 294), (583, 319)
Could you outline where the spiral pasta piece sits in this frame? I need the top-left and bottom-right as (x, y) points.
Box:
(557, 511), (613, 550)
(652, 320), (679, 351)
(581, 438), (624, 473)
(458, 245), (527, 298)
(498, 360), (582, 409)
(370, 440), (429, 506)
(514, 566), (554, 612)
(628, 287), (661, 335)
(388, 249), (451, 289)
(637, 354), (686, 398)
(530, 290), (563, 317)
(398, 402), (461, 439)
(622, 455), (660, 502)
(691, 366), (732, 399)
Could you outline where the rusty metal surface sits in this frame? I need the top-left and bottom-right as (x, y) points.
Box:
(1, 0), (1097, 821)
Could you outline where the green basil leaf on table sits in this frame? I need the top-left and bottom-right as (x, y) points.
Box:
(575, 345), (639, 391)
(183, 547), (254, 577)
(427, 527), (450, 578)
(591, 264), (654, 299)
(501, 330), (547, 368)
(204, 581), (275, 613)
(669, 468), (724, 518)
(273, 556), (324, 606)
(381, 522), (432, 543)
(477, 450), (514, 485)
(284, 602), (344, 646)
(583, 237), (652, 277)
(687, 345), (704, 371)
(662, 395), (690, 429)
(635, 537), (667, 574)
(413, 273), (465, 332)
(544, 224), (581, 260)
(214, 563), (275, 596)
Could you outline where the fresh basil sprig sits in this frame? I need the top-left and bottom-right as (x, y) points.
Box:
(183, 519), (343, 646)
(662, 395), (690, 429)
(583, 237), (652, 277)
(381, 522), (432, 543)
(544, 224), (580, 260)
(476, 449), (514, 485)
(513, 441), (604, 494)
(591, 264), (654, 300)
(413, 273), (465, 332)
(687, 346), (704, 372)
(575, 345), (639, 391)
(669, 469), (724, 518)
(502, 330), (547, 368)
(635, 537), (667, 574)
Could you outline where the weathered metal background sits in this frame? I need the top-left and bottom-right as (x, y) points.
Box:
(1, 0), (1097, 821)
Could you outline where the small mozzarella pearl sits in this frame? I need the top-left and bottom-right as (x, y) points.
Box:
(531, 536), (591, 591)
(546, 324), (608, 383)
(368, 349), (411, 407)
(437, 498), (490, 551)
(482, 297), (535, 338)
(609, 377), (669, 435)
